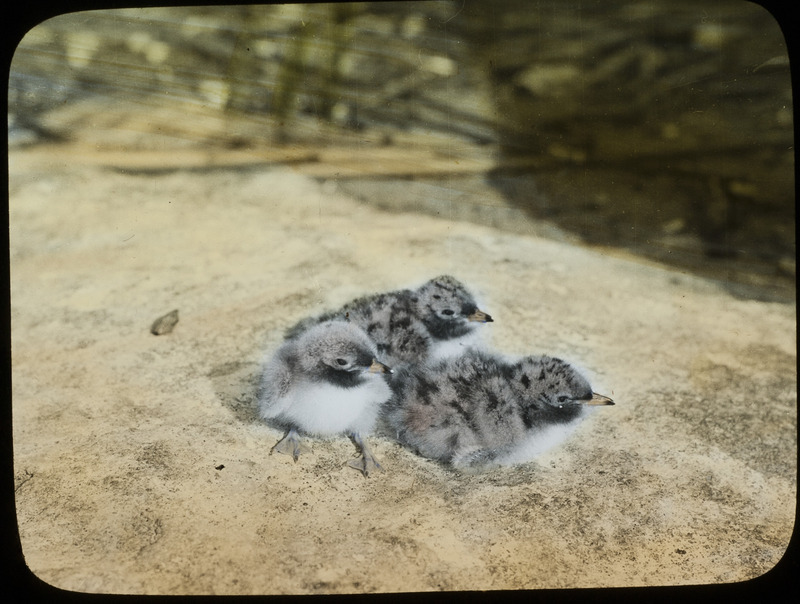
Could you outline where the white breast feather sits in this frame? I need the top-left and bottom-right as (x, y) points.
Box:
(428, 330), (484, 362)
(497, 412), (588, 465)
(272, 376), (391, 436)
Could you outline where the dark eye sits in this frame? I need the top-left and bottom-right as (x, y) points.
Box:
(557, 395), (569, 403)
(442, 309), (455, 316)
(336, 358), (348, 366)
(432, 295), (441, 300)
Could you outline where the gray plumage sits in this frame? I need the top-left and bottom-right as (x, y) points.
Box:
(383, 350), (613, 472)
(258, 320), (392, 476)
(285, 275), (493, 365)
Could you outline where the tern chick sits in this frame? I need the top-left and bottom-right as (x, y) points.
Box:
(258, 320), (392, 476)
(285, 275), (493, 365)
(383, 350), (613, 472)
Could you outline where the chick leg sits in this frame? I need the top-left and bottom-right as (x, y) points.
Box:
(271, 428), (310, 461)
(347, 432), (383, 477)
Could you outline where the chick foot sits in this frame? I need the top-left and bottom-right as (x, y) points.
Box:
(271, 428), (310, 461)
(347, 433), (383, 477)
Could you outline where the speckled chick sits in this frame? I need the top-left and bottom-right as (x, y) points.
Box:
(285, 275), (493, 365)
(383, 350), (613, 472)
(258, 320), (393, 476)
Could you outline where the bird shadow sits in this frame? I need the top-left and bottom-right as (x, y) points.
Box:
(206, 359), (263, 424)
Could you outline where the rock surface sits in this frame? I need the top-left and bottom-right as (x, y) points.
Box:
(10, 146), (795, 594)
(9, 1), (795, 299)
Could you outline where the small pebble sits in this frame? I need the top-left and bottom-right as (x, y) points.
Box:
(150, 309), (179, 335)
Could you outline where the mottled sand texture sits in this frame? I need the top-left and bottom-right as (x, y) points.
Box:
(11, 151), (796, 594)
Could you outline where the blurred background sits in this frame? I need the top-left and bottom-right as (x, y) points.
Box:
(8, 0), (795, 301)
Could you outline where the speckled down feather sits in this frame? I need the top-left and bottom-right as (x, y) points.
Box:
(284, 275), (492, 365)
(382, 349), (613, 471)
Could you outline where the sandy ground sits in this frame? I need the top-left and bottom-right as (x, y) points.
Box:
(10, 146), (796, 594)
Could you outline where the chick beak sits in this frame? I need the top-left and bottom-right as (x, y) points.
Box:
(468, 309), (493, 323)
(369, 359), (393, 374)
(586, 392), (614, 406)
